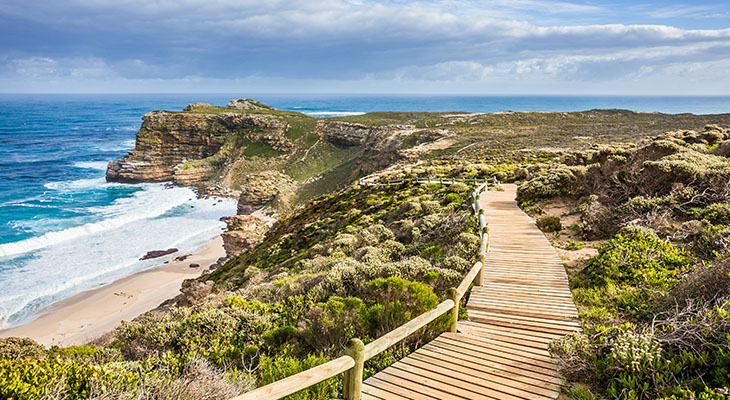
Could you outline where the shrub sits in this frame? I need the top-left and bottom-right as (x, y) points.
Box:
(565, 240), (586, 250)
(693, 203), (730, 225)
(0, 357), (98, 399)
(0, 337), (46, 361)
(301, 297), (366, 351)
(537, 215), (562, 232)
(586, 227), (689, 288)
(257, 353), (335, 400)
(517, 166), (586, 203)
(448, 182), (469, 193)
(420, 200), (441, 215)
(676, 220), (730, 259)
(363, 277), (440, 336)
(444, 193), (462, 204)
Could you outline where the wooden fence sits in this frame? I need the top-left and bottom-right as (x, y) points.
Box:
(231, 176), (499, 400)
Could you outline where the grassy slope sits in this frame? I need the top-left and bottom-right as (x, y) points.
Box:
(0, 179), (479, 399)
(6, 102), (730, 399)
(516, 127), (730, 399)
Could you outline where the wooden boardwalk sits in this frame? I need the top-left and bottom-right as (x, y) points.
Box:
(362, 184), (580, 400)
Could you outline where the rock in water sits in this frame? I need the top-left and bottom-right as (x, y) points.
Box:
(140, 248), (178, 260)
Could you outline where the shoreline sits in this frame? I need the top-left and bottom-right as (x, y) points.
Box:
(0, 236), (225, 347)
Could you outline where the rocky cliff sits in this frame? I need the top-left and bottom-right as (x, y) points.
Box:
(106, 110), (289, 184)
(106, 101), (428, 214)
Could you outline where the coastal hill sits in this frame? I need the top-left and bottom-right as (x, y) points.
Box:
(3, 101), (730, 398)
(107, 99), (730, 215)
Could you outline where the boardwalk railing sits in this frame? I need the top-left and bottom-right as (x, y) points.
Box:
(232, 176), (499, 400)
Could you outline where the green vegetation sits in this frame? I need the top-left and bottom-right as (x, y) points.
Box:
(9, 99), (730, 399)
(520, 126), (730, 398)
(1, 180), (477, 399)
(537, 214), (562, 232)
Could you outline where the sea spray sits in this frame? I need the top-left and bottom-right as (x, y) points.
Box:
(0, 183), (236, 328)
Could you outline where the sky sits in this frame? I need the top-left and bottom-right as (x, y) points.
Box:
(1, 0), (729, 94)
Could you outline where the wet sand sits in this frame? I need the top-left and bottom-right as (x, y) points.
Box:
(0, 236), (224, 347)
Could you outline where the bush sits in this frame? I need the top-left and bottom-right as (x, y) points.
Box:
(694, 203), (730, 225)
(586, 227), (689, 288)
(444, 193), (462, 204)
(257, 353), (335, 400)
(517, 166), (586, 203)
(301, 297), (366, 351)
(363, 277), (441, 336)
(565, 240), (586, 250)
(676, 220), (730, 259)
(537, 215), (562, 232)
(0, 357), (98, 399)
(0, 337), (46, 361)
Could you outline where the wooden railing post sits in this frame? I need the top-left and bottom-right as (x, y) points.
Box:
(475, 253), (486, 286)
(449, 288), (459, 333)
(343, 338), (365, 400)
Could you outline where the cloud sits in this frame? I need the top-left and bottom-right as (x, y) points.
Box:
(0, 0), (729, 93)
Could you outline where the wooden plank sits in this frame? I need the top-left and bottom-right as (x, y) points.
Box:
(389, 361), (523, 400)
(435, 336), (558, 372)
(376, 369), (477, 400)
(469, 310), (581, 328)
(458, 322), (554, 351)
(366, 376), (438, 400)
(396, 357), (546, 400)
(362, 383), (410, 400)
(409, 351), (560, 397)
(427, 340), (559, 378)
(419, 344), (561, 385)
(447, 331), (552, 357)
(442, 333), (554, 364)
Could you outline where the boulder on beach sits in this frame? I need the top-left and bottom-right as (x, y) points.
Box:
(140, 248), (178, 260)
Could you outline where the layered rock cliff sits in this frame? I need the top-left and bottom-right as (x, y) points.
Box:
(106, 111), (289, 184)
(106, 101), (429, 214)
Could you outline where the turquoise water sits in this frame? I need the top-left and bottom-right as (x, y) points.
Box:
(1, 93), (728, 327)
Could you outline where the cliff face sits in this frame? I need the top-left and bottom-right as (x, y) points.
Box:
(316, 120), (418, 175)
(106, 101), (444, 214)
(106, 111), (287, 184)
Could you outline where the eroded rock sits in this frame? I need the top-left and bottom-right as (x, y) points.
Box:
(140, 248), (178, 260)
(221, 214), (270, 257)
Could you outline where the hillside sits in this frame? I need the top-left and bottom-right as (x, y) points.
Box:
(3, 100), (730, 399)
(517, 126), (730, 398)
(106, 100), (730, 216)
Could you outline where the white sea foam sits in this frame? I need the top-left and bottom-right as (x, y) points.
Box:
(1, 184), (193, 258)
(73, 161), (109, 171)
(0, 185), (236, 328)
(43, 177), (110, 190)
(98, 139), (135, 152)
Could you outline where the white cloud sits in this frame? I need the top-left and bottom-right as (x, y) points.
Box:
(1, 0), (729, 93)
(390, 61), (493, 81)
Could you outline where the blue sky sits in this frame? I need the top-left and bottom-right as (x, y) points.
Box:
(1, 0), (729, 94)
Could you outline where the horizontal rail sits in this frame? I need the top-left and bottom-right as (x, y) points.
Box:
(363, 299), (455, 360)
(232, 173), (495, 400)
(231, 355), (355, 400)
(455, 261), (483, 299)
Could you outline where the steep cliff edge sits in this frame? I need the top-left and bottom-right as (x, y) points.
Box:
(109, 102), (730, 218)
(106, 111), (288, 183)
(106, 101), (428, 217)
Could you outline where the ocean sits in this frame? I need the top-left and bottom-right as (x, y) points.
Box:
(1, 93), (729, 328)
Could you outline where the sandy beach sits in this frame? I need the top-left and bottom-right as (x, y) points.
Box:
(0, 236), (225, 347)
